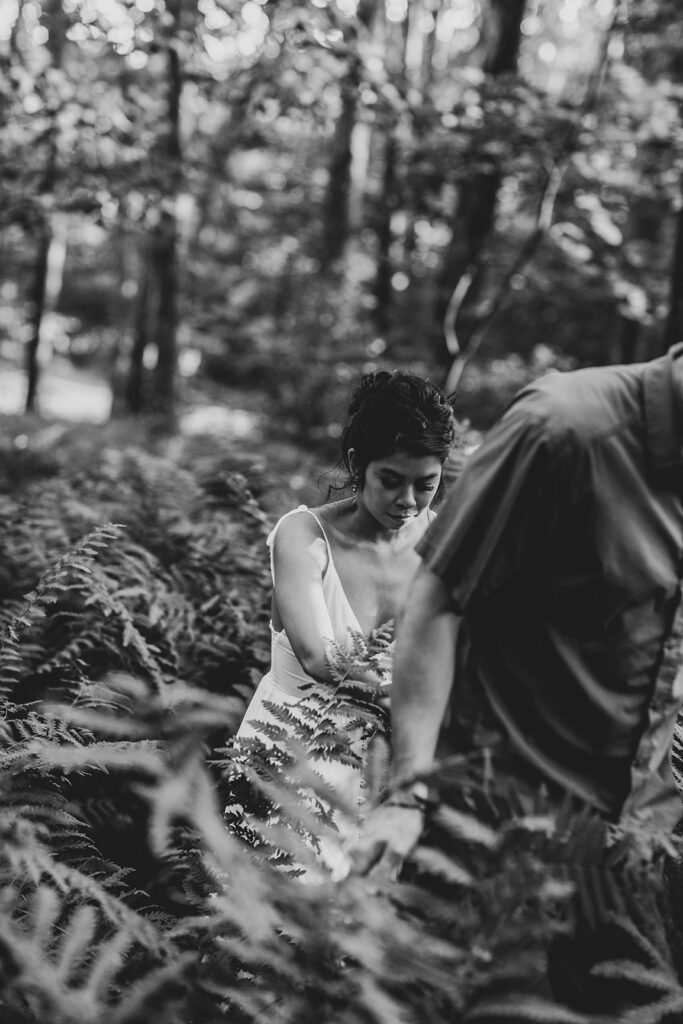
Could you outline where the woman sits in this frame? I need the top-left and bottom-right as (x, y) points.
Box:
(232, 370), (457, 873)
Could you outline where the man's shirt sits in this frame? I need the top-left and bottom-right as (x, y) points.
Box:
(418, 346), (683, 818)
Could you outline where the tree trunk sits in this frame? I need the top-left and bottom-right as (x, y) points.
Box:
(482, 0), (526, 75)
(151, 25), (181, 422)
(23, 0), (68, 413)
(25, 222), (50, 413)
(125, 241), (151, 414)
(618, 315), (640, 364)
(125, 2), (182, 421)
(435, 164), (501, 323)
(663, 183), (683, 353)
(419, 0), (441, 95)
(320, 77), (359, 267)
(372, 9), (409, 329)
(374, 134), (398, 330)
(150, 209), (178, 418)
(433, 0), (526, 356)
(320, 0), (377, 267)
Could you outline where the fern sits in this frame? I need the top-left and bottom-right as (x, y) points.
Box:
(0, 884), (178, 1024)
(3, 430), (683, 1024)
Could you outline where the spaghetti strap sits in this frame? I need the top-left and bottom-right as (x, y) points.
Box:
(266, 504), (309, 547)
(302, 509), (333, 553)
(267, 506), (361, 632)
(267, 506), (331, 581)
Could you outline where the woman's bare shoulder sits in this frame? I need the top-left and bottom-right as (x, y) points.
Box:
(272, 508), (329, 575)
(272, 508), (323, 547)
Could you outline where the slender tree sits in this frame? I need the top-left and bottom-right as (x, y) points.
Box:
(24, 0), (70, 413)
(663, 179), (683, 353)
(320, 0), (377, 268)
(434, 0), (527, 360)
(373, 6), (410, 330)
(125, 0), (182, 421)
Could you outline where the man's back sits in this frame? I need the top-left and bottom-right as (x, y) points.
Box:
(417, 351), (683, 817)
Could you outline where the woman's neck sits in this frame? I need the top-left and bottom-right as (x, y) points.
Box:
(333, 497), (420, 546)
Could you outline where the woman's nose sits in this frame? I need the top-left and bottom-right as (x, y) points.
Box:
(396, 486), (416, 508)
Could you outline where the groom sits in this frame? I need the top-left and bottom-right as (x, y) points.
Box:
(350, 344), (683, 878)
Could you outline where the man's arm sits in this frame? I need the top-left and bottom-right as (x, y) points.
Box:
(348, 564), (460, 877)
(391, 564), (460, 783)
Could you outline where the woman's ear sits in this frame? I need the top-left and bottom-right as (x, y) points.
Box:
(346, 447), (356, 472)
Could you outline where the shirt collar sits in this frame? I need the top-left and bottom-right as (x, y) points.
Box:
(643, 343), (683, 474)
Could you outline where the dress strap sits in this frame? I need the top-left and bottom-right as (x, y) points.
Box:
(266, 506), (331, 581)
(266, 504), (309, 548)
(301, 508), (333, 552)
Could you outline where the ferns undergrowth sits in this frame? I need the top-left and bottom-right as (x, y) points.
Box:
(1, 431), (683, 1023)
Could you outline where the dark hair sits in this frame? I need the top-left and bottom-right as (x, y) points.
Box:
(339, 370), (456, 491)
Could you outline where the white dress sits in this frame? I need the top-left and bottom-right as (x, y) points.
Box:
(233, 506), (390, 875)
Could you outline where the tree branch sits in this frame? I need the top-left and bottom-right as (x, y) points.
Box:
(444, 4), (626, 393)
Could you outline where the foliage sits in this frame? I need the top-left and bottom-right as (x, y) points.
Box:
(220, 623), (393, 876)
(2, 0), (683, 431)
(0, 433), (272, 701)
(2, 436), (683, 1023)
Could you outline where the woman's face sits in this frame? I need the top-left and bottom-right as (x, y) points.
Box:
(355, 450), (443, 531)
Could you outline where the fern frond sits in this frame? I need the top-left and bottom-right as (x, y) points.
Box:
(465, 996), (590, 1022)
(616, 993), (683, 1024)
(0, 884), (164, 1023)
(591, 960), (677, 991)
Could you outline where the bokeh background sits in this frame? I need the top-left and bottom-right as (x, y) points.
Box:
(2, 0), (681, 502)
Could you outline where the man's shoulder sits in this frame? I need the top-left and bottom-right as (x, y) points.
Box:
(510, 363), (644, 450)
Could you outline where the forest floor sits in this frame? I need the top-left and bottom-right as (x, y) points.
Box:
(0, 353), (330, 516)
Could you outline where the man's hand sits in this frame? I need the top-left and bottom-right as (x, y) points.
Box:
(346, 802), (425, 879)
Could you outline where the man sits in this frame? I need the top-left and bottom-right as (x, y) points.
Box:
(350, 345), (683, 877)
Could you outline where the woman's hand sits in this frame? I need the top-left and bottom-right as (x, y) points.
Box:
(346, 802), (425, 879)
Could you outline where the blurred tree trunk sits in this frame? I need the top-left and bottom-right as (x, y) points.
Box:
(25, 222), (51, 413)
(125, 0), (182, 421)
(320, 0), (376, 267)
(374, 132), (399, 330)
(373, 9), (409, 330)
(24, 0), (69, 413)
(401, 0), (442, 334)
(434, 0), (526, 358)
(151, 6), (181, 422)
(125, 239), (151, 413)
(663, 182), (683, 353)
(320, 75), (360, 267)
(150, 207), (178, 417)
(419, 0), (440, 94)
(482, 0), (526, 74)
(617, 315), (640, 363)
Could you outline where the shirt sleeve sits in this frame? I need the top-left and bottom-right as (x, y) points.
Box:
(417, 390), (567, 614)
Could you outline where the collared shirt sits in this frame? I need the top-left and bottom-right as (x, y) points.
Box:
(418, 346), (683, 818)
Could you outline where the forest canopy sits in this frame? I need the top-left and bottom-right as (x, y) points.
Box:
(1, 0), (682, 434)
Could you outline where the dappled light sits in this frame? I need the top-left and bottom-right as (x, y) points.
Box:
(1, 358), (112, 422)
(2, 1), (683, 1020)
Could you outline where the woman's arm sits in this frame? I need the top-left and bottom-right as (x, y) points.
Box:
(272, 513), (385, 686)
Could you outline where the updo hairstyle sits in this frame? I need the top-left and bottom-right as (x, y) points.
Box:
(340, 370), (456, 495)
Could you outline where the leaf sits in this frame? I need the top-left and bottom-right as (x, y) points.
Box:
(433, 805), (500, 849)
(466, 996), (590, 1022)
(410, 847), (475, 886)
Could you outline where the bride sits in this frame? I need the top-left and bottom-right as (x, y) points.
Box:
(231, 369), (456, 874)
